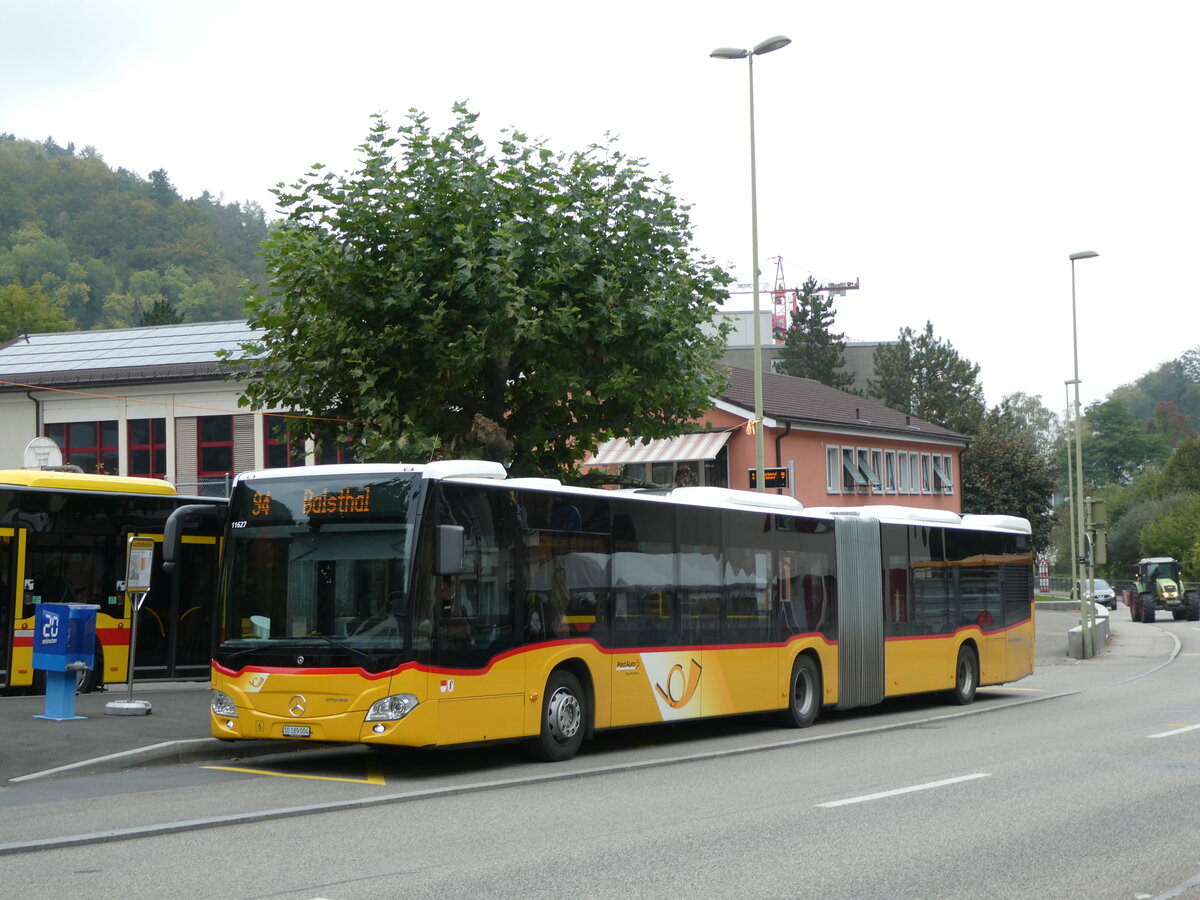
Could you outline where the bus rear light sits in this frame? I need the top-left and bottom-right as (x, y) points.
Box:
(365, 693), (419, 722)
(212, 689), (238, 718)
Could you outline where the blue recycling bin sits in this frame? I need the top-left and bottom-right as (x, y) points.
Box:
(32, 602), (99, 721)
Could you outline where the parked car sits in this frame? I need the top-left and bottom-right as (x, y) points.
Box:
(1090, 578), (1117, 609)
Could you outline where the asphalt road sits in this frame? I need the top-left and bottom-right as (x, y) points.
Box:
(2, 607), (1196, 899)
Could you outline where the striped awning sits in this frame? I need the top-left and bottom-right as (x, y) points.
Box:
(586, 431), (731, 467)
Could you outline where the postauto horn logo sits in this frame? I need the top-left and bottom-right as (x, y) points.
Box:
(653, 657), (702, 710)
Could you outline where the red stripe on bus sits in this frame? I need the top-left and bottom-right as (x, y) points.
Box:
(97, 627), (130, 647)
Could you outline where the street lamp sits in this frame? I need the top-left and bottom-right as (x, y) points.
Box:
(1069, 249), (1098, 656)
(1063, 380), (1078, 601)
(711, 35), (791, 492)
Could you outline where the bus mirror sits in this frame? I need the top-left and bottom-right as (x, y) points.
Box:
(435, 524), (465, 576)
(163, 504), (225, 573)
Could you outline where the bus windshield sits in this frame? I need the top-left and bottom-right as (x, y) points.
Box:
(220, 473), (420, 665)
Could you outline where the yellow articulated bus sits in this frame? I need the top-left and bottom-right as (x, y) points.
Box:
(176, 461), (1034, 761)
(0, 469), (224, 693)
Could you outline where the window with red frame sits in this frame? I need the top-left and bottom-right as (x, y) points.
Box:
(46, 421), (118, 474)
(264, 415), (305, 468)
(316, 432), (357, 465)
(128, 418), (167, 478)
(197, 416), (233, 476)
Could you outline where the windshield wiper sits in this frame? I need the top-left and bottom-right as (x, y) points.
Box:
(309, 634), (381, 666)
(218, 641), (270, 661)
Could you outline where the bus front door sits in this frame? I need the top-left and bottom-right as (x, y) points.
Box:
(131, 532), (219, 681)
(0, 527), (26, 690)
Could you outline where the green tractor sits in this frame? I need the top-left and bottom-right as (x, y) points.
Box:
(1130, 557), (1199, 623)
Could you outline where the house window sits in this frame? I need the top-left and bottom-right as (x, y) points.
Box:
(921, 453), (932, 494)
(842, 447), (867, 492)
(128, 418), (167, 478)
(46, 421), (118, 475)
(933, 454), (955, 495)
(617, 449), (728, 489)
(826, 446), (841, 493)
(264, 415), (305, 468)
(858, 447), (881, 492)
(897, 451), (908, 493)
(197, 416), (234, 476)
(316, 432), (358, 466)
(909, 453), (920, 495)
(884, 450), (897, 493)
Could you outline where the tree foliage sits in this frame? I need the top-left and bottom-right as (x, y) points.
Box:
(1109, 352), (1200, 434)
(961, 406), (1057, 549)
(236, 107), (732, 477)
(868, 321), (985, 435)
(1080, 396), (1171, 486)
(1103, 491), (1189, 573)
(0, 134), (269, 331)
(991, 392), (1059, 460)
(1138, 493), (1200, 575)
(774, 276), (853, 390)
(1159, 437), (1200, 496)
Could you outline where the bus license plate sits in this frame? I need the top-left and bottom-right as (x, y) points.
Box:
(282, 725), (311, 738)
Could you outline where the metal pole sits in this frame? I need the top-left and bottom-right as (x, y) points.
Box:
(1070, 258), (1090, 657)
(748, 51), (766, 493)
(1064, 381), (1077, 601)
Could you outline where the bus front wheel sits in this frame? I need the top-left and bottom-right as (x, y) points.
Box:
(75, 639), (103, 694)
(951, 645), (978, 705)
(528, 670), (586, 762)
(781, 655), (821, 728)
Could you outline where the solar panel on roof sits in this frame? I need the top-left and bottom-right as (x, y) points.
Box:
(0, 321), (262, 375)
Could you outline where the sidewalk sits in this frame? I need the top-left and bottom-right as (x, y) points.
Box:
(0, 680), (282, 784)
(0, 608), (1172, 784)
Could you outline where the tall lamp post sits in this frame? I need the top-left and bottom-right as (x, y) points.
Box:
(1063, 379), (1078, 601)
(1069, 250), (1099, 656)
(711, 35), (791, 492)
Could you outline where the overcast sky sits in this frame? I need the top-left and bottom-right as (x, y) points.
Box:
(3, 1), (1197, 414)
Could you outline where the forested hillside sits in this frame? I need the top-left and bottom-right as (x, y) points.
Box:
(0, 134), (269, 341)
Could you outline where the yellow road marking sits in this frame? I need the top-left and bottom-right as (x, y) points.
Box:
(202, 763), (385, 785)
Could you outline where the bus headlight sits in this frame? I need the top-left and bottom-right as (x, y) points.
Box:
(211, 690), (238, 718)
(365, 693), (419, 722)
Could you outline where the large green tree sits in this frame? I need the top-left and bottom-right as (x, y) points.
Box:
(775, 276), (853, 390)
(868, 321), (985, 435)
(236, 107), (732, 477)
(1080, 397), (1171, 485)
(1160, 437), (1200, 495)
(961, 405), (1058, 549)
(992, 392), (1059, 459)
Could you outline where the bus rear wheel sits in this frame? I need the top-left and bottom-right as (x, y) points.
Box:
(951, 645), (978, 705)
(781, 655), (821, 728)
(528, 670), (585, 762)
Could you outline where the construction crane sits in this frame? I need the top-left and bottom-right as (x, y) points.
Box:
(769, 257), (859, 341)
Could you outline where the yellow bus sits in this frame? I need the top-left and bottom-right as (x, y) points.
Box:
(189, 461), (1035, 761)
(0, 469), (223, 693)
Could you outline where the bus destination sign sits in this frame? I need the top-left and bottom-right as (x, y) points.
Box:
(250, 487), (374, 517)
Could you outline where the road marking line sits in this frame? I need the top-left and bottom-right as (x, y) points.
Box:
(1149, 724), (1200, 739)
(817, 773), (990, 808)
(202, 764), (386, 785)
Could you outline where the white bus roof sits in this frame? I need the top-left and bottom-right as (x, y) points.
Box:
(233, 463), (1029, 533)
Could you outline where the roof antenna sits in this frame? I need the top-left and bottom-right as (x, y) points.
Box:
(23, 331), (30, 343)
